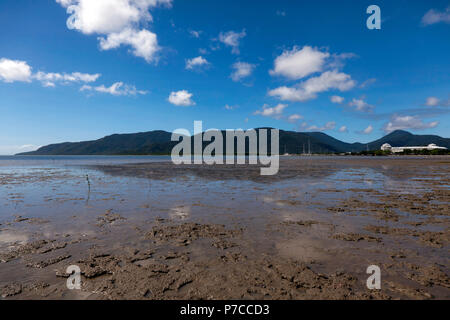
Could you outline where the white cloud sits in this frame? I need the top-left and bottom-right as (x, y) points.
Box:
(268, 46), (359, 103)
(81, 82), (147, 96)
(362, 125), (373, 134)
(301, 70), (354, 93)
(254, 103), (287, 119)
(328, 52), (357, 69)
(269, 46), (330, 80)
(185, 56), (209, 70)
(19, 144), (36, 149)
(425, 96), (440, 107)
(306, 121), (336, 132)
(225, 104), (237, 110)
(339, 125), (348, 133)
(56, 0), (172, 62)
(421, 7), (450, 26)
(99, 28), (159, 63)
(276, 10), (286, 17)
(34, 71), (100, 87)
(330, 95), (344, 104)
(269, 70), (355, 102)
(360, 78), (376, 88)
(424, 96), (450, 107)
(64, 72), (99, 82)
(0, 57), (102, 89)
(287, 114), (303, 123)
(56, 0), (74, 6)
(57, 0), (172, 34)
(383, 115), (438, 133)
(230, 62), (255, 82)
(268, 87), (303, 102)
(0, 58), (144, 97)
(168, 90), (195, 106)
(0, 58), (32, 83)
(219, 30), (246, 54)
(0, 144), (40, 155)
(189, 30), (201, 38)
(348, 98), (374, 113)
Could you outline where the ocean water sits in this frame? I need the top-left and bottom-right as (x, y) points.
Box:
(0, 155), (172, 168)
(0, 154), (439, 169)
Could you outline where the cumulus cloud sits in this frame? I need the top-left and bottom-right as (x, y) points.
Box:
(328, 52), (358, 69)
(98, 28), (159, 62)
(339, 125), (348, 133)
(0, 58), (141, 98)
(56, 0), (74, 6)
(34, 71), (100, 87)
(189, 30), (202, 38)
(185, 56), (209, 70)
(421, 7), (450, 26)
(56, 0), (172, 62)
(81, 82), (147, 96)
(424, 96), (450, 107)
(218, 30), (246, 54)
(383, 115), (438, 133)
(0, 57), (101, 89)
(168, 90), (195, 106)
(361, 125), (373, 134)
(254, 103), (287, 119)
(269, 46), (330, 80)
(306, 121), (336, 132)
(0, 58), (32, 83)
(56, 0), (172, 33)
(230, 62), (255, 82)
(348, 98), (374, 113)
(269, 70), (355, 102)
(1, 57), (145, 97)
(268, 46), (360, 103)
(330, 95), (344, 104)
(225, 104), (237, 110)
(287, 114), (303, 123)
(425, 96), (440, 106)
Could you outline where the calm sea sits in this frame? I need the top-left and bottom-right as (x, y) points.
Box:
(0, 155), (172, 168)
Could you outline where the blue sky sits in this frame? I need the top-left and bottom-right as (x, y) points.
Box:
(0, 0), (449, 154)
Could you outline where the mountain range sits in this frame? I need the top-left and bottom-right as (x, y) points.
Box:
(17, 130), (450, 155)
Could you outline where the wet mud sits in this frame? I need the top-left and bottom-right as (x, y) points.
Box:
(0, 157), (449, 299)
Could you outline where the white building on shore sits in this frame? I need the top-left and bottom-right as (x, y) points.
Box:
(381, 143), (447, 153)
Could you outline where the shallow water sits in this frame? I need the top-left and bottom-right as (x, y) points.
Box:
(0, 155), (172, 168)
(0, 156), (448, 226)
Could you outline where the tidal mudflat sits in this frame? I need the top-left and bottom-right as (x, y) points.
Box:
(0, 156), (449, 299)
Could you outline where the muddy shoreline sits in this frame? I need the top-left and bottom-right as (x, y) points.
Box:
(0, 157), (449, 299)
